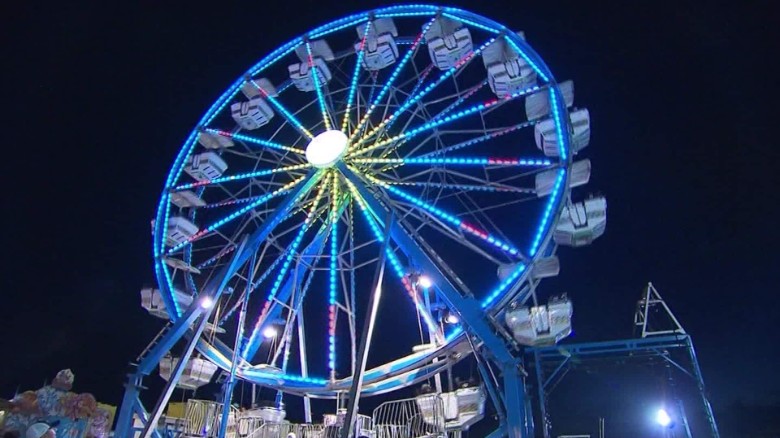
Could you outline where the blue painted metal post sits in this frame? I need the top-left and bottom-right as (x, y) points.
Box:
(503, 362), (529, 438)
(218, 249), (256, 438)
(685, 337), (720, 438)
(533, 349), (550, 438)
(141, 238), (248, 438)
(343, 168), (530, 436)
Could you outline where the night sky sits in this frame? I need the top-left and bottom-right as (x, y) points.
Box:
(3, 1), (779, 437)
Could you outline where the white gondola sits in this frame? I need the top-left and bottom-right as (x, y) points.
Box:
(140, 287), (225, 333)
(497, 257), (559, 282)
(240, 77), (277, 99)
(170, 190), (206, 208)
(159, 355), (219, 390)
(231, 96), (274, 130)
(532, 256), (560, 279)
(534, 108), (591, 157)
(535, 159), (591, 197)
(505, 297), (573, 346)
(416, 386), (486, 431)
(451, 386), (486, 430)
(482, 38), (537, 97)
(163, 256), (201, 274)
(424, 17), (473, 70)
(242, 406), (286, 424)
(525, 80), (574, 121)
(554, 196), (607, 247)
(165, 216), (198, 246)
(184, 152), (228, 181)
(198, 131), (234, 150)
(355, 19), (399, 71)
(289, 39), (334, 92)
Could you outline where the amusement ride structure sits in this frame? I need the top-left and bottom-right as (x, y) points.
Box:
(115, 5), (613, 437)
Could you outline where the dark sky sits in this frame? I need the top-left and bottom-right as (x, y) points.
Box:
(3, 0), (779, 436)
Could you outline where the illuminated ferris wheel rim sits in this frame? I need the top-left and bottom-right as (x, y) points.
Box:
(151, 4), (575, 396)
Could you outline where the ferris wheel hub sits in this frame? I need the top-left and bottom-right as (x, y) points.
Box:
(305, 130), (348, 168)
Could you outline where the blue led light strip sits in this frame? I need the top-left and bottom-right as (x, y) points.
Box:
(353, 157), (551, 167)
(173, 163), (310, 191)
(376, 180), (536, 194)
(243, 181), (328, 358)
(529, 168), (565, 257)
(481, 263), (526, 308)
(345, 178), (440, 336)
(503, 36), (549, 83)
(166, 176), (305, 254)
(348, 18), (437, 144)
(342, 21), (372, 133)
(204, 129), (304, 154)
(218, 248), (286, 326)
(419, 119), (540, 159)
(364, 174), (523, 258)
(196, 244), (236, 270)
(350, 84), (541, 158)
(305, 41), (332, 131)
(249, 79), (313, 139)
(351, 37), (498, 151)
(328, 171), (339, 377)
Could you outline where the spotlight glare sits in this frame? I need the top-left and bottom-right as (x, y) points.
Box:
(418, 276), (433, 288)
(656, 408), (672, 427)
(445, 313), (460, 324)
(199, 296), (214, 309)
(262, 326), (278, 339)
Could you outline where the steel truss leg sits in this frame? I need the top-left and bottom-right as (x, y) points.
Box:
(503, 362), (529, 438)
(685, 337), (720, 438)
(340, 214), (392, 438)
(533, 349), (551, 438)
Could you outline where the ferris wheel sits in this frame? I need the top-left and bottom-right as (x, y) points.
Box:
(142, 3), (604, 426)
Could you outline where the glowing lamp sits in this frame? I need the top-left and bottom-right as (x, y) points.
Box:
(418, 276), (433, 288)
(655, 408), (672, 427)
(199, 296), (214, 309)
(445, 313), (460, 324)
(305, 130), (348, 168)
(262, 326), (278, 339)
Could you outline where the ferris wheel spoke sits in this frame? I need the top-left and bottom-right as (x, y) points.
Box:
(203, 129), (304, 155)
(392, 202), (507, 266)
(305, 41), (335, 131)
(166, 175), (307, 255)
(348, 18), (435, 143)
(371, 179), (536, 195)
(349, 83), (542, 158)
(341, 22), (372, 133)
(242, 180), (329, 359)
(247, 79), (314, 140)
(327, 171), (340, 378)
(344, 177), (442, 341)
(173, 163), (311, 191)
(353, 156), (551, 169)
(362, 172), (525, 260)
(350, 37), (498, 152)
(374, 79), (489, 162)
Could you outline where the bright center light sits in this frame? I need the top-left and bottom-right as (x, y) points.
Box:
(199, 296), (214, 309)
(418, 276), (433, 288)
(262, 326), (278, 339)
(655, 408), (672, 427)
(305, 130), (348, 169)
(445, 313), (460, 324)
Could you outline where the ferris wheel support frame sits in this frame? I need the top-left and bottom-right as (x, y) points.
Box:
(344, 165), (531, 437)
(115, 237), (249, 438)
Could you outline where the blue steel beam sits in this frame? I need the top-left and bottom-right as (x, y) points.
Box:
(341, 164), (516, 365)
(342, 166), (530, 436)
(530, 335), (691, 360)
(242, 196), (349, 360)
